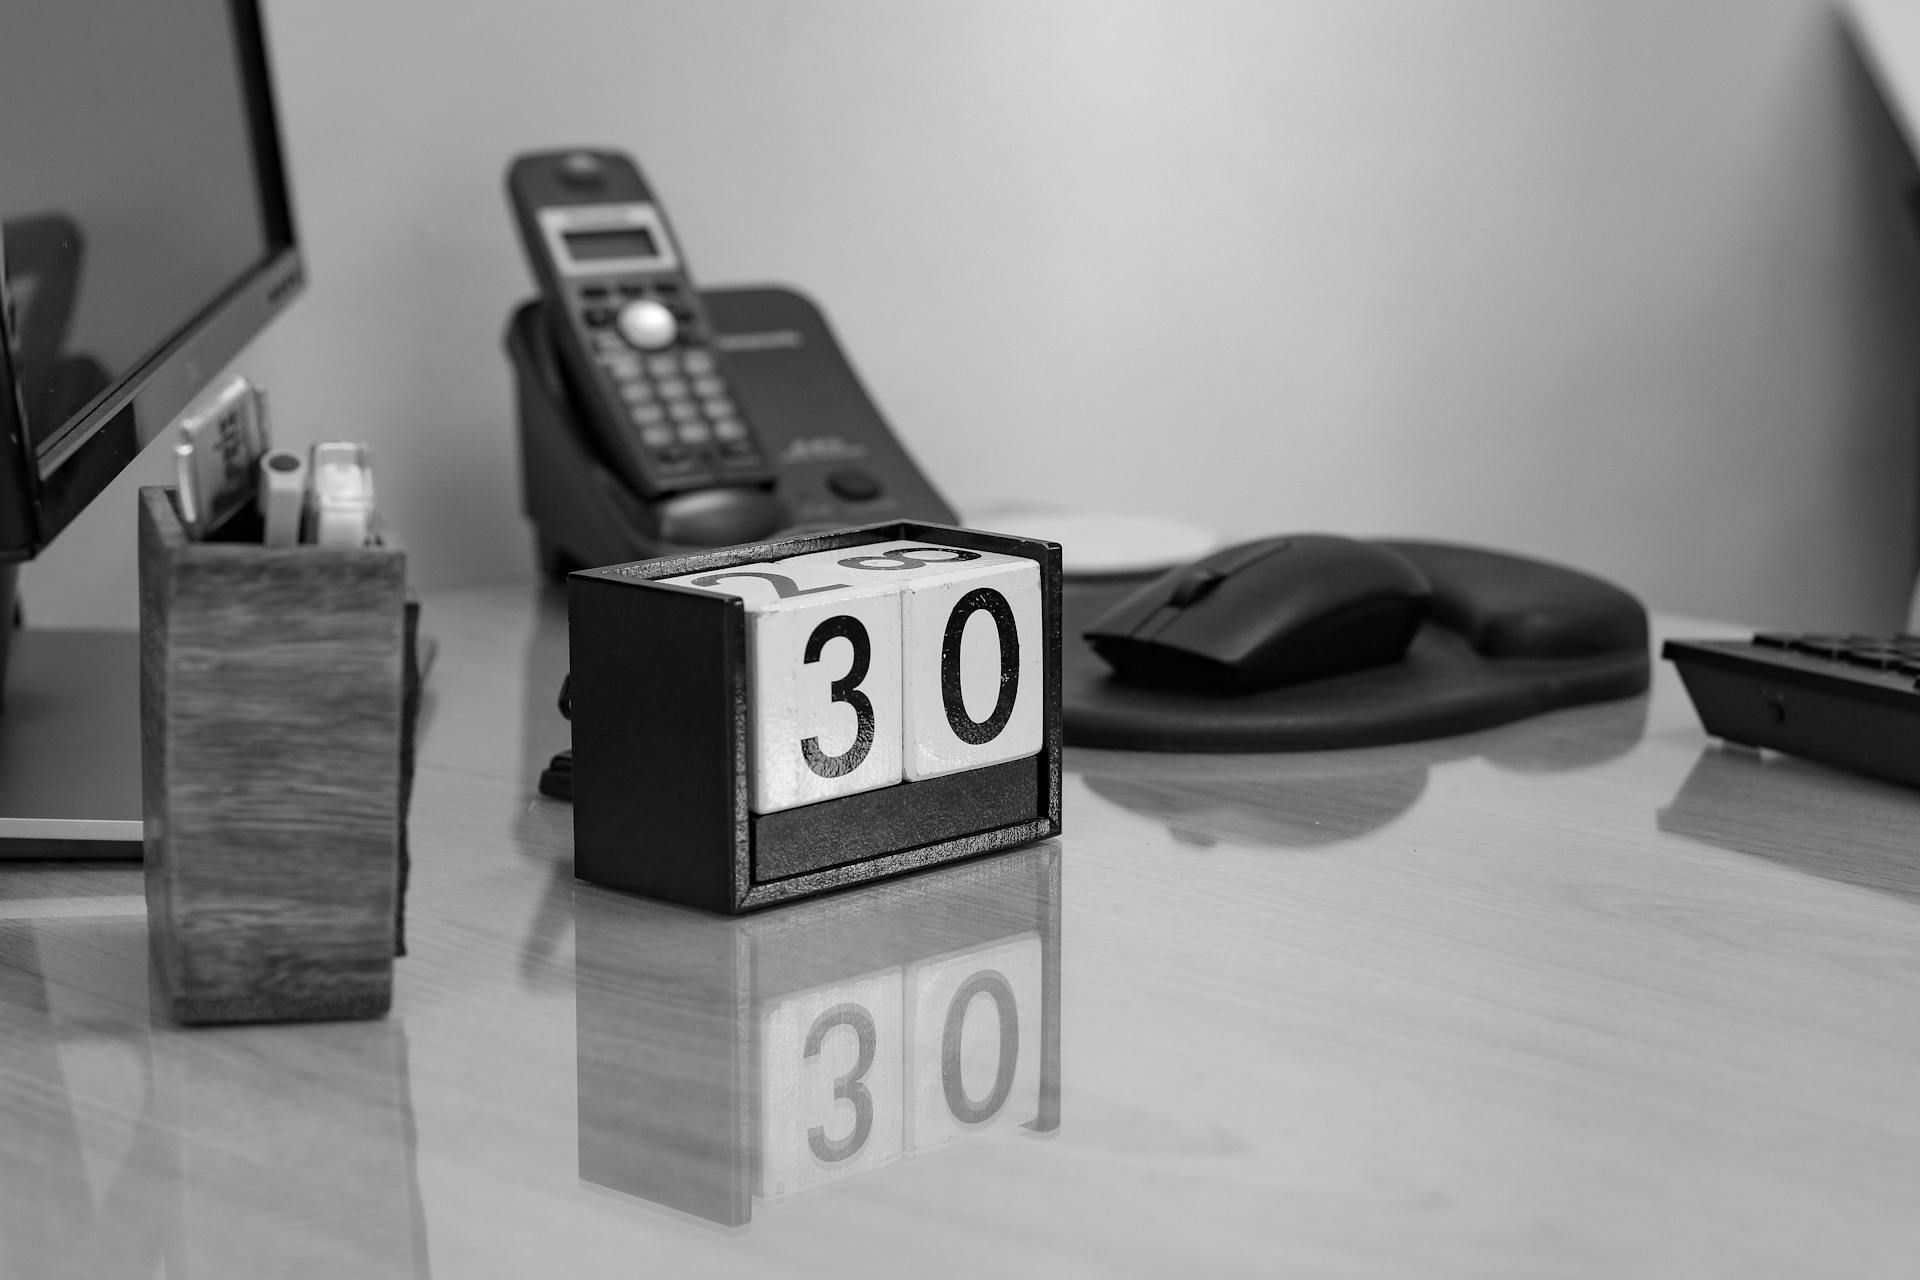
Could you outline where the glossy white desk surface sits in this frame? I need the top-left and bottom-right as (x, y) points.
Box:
(4, 582), (1919, 1278)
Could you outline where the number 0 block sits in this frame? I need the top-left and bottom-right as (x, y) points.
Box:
(903, 933), (1044, 1152)
(780, 543), (1043, 781)
(658, 562), (903, 813)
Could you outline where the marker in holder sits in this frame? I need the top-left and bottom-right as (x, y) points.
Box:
(306, 441), (376, 547)
(258, 448), (306, 547)
(172, 373), (271, 541)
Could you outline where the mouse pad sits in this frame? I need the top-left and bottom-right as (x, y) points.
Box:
(1062, 540), (1650, 751)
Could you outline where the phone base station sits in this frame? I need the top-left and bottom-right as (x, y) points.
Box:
(506, 286), (959, 572)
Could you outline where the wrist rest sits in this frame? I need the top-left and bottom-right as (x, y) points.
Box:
(1062, 539), (1649, 751)
(1384, 540), (1647, 659)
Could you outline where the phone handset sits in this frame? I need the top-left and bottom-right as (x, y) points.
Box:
(507, 149), (776, 501)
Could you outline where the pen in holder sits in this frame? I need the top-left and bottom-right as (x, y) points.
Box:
(138, 485), (408, 1024)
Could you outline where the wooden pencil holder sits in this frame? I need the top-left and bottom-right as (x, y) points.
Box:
(137, 485), (407, 1024)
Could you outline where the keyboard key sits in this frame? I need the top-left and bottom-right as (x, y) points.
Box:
(1789, 635), (1849, 659)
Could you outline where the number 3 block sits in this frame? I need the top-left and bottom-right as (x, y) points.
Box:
(659, 562), (903, 813)
(756, 968), (905, 1199)
(780, 543), (1043, 781)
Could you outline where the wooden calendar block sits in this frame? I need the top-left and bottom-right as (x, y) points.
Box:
(779, 542), (1043, 780)
(568, 520), (1062, 912)
(660, 561), (904, 813)
(903, 933), (1044, 1152)
(756, 966), (905, 1200)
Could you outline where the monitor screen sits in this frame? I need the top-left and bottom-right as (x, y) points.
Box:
(0, 0), (301, 559)
(0, 0), (302, 858)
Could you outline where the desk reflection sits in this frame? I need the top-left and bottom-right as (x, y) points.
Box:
(0, 902), (429, 1279)
(1075, 695), (1648, 851)
(1658, 744), (1920, 904)
(575, 846), (1062, 1228)
(1081, 762), (1427, 848)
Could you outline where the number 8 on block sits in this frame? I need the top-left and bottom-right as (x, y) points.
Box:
(659, 562), (905, 813)
(779, 542), (1044, 781)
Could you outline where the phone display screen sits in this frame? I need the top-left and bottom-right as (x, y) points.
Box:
(564, 227), (662, 265)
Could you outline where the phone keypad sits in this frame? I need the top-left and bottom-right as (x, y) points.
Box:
(577, 285), (763, 479)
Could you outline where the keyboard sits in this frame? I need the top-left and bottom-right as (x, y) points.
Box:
(1663, 631), (1920, 789)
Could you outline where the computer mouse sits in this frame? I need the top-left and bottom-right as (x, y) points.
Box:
(1083, 535), (1433, 693)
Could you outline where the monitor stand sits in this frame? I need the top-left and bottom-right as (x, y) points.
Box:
(0, 565), (143, 858)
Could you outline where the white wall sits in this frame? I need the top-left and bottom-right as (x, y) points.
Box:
(23, 0), (1920, 631)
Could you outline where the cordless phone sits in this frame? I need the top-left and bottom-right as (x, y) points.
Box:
(507, 149), (775, 500)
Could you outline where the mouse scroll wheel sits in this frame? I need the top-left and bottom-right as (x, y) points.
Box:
(1168, 568), (1225, 608)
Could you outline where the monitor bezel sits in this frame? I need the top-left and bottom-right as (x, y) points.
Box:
(0, 0), (303, 563)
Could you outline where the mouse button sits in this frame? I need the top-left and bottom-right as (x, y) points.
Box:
(1080, 576), (1180, 644)
(1166, 567), (1223, 608)
(1198, 537), (1293, 578)
(1080, 539), (1288, 645)
(1150, 582), (1308, 669)
(1133, 603), (1188, 641)
(1151, 538), (1295, 619)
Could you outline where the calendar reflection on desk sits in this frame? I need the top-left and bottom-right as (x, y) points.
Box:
(575, 846), (1061, 1227)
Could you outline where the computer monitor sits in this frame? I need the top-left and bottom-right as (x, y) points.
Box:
(0, 0), (303, 856)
